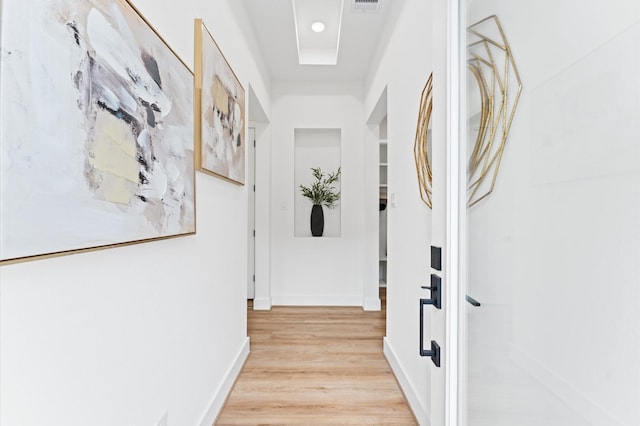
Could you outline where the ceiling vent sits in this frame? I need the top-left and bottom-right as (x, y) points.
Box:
(352, 0), (381, 12)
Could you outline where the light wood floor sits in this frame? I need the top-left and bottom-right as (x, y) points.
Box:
(216, 290), (417, 425)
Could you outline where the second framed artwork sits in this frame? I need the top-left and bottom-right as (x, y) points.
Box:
(194, 19), (246, 185)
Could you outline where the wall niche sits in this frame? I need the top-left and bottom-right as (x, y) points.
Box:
(294, 128), (342, 238)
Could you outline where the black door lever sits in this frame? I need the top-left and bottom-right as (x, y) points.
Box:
(465, 295), (481, 307)
(420, 274), (441, 309)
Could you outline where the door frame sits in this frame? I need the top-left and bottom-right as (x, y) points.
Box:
(444, 0), (462, 424)
(247, 127), (256, 299)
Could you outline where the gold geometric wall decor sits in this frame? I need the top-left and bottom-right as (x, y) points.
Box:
(414, 73), (434, 209)
(466, 15), (522, 207)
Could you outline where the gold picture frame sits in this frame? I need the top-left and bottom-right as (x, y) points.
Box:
(194, 19), (246, 185)
(0, 0), (195, 264)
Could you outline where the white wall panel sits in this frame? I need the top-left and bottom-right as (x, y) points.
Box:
(269, 81), (368, 306)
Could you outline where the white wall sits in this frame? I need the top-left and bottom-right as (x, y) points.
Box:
(364, 0), (437, 423)
(0, 1), (270, 425)
(269, 81), (375, 307)
(464, 0), (640, 424)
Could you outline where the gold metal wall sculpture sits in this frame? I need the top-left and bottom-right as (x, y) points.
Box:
(467, 15), (522, 207)
(414, 73), (434, 209)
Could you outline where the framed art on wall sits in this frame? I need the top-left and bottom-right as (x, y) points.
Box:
(194, 19), (246, 185)
(0, 0), (196, 263)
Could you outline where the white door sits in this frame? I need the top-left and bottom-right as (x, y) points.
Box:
(247, 127), (256, 299)
(457, 1), (640, 425)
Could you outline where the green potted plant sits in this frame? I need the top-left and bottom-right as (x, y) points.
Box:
(299, 166), (341, 237)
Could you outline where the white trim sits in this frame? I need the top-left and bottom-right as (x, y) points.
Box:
(362, 296), (381, 311)
(198, 338), (250, 426)
(271, 295), (364, 307)
(510, 345), (625, 426)
(445, 0), (461, 425)
(252, 297), (272, 310)
(383, 338), (430, 425)
(254, 122), (272, 312)
(247, 127), (256, 300)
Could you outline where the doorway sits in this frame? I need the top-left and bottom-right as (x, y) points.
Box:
(379, 116), (388, 290)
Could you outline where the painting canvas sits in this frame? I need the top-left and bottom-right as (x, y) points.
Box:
(195, 19), (246, 185)
(0, 0), (195, 262)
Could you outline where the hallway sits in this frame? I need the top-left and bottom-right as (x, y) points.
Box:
(217, 290), (416, 425)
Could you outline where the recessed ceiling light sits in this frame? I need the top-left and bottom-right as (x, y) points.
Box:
(311, 21), (326, 33)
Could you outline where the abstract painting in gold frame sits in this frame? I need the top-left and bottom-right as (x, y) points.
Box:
(194, 19), (246, 185)
(0, 0), (195, 263)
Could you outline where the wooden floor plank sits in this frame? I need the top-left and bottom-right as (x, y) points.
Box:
(216, 290), (417, 425)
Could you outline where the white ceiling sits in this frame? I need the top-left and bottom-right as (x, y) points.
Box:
(242, 0), (400, 82)
(293, 0), (343, 65)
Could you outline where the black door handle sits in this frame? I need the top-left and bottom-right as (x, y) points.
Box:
(419, 298), (441, 367)
(420, 274), (441, 309)
(465, 295), (481, 307)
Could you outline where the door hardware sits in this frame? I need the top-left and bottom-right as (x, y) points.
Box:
(419, 298), (441, 367)
(430, 245), (442, 270)
(420, 274), (441, 309)
(421, 340), (441, 367)
(465, 294), (481, 307)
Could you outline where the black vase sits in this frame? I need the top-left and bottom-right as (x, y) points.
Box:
(310, 204), (324, 237)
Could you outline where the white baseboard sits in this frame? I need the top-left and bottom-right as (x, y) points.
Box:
(384, 338), (430, 425)
(252, 297), (272, 310)
(199, 337), (250, 426)
(363, 297), (381, 311)
(510, 345), (624, 425)
(271, 295), (363, 306)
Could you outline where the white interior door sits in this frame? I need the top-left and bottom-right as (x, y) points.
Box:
(458, 1), (640, 425)
(247, 127), (256, 299)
